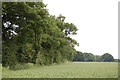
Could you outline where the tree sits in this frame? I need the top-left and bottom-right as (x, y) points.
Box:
(101, 53), (114, 62)
(94, 55), (102, 62)
(73, 52), (95, 62)
(83, 53), (95, 62)
(2, 2), (78, 67)
(73, 51), (85, 61)
(2, 40), (18, 68)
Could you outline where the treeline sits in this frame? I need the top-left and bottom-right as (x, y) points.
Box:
(73, 51), (116, 62)
(2, 2), (79, 69)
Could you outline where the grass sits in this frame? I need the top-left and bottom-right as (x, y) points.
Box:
(2, 62), (118, 78)
(0, 64), (1, 79)
(0, 54), (1, 79)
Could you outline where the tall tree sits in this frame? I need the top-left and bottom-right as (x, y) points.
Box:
(2, 2), (78, 67)
(101, 53), (114, 62)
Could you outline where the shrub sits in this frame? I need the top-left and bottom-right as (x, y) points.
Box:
(2, 43), (18, 68)
(11, 63), (34, 70)
(36, 53), (46, 65)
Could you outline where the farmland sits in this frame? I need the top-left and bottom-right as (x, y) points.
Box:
(2, 62), (118, 78)
(0, 54), (1, 79)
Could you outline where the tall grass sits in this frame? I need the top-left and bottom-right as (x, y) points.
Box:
(2, 62), (118, 78)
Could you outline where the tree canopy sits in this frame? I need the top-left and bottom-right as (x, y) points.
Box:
(73, 51), (114, 62)
(101, 53), (114, 62)
(2, 2), (78, 68)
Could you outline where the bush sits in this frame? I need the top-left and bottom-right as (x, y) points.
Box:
(36, 53), (46, 65)
(11, 63), (34, 70)
(2, 43), (18, 68)
(16, 43), (35, 63)
(2, 47), (17, 68)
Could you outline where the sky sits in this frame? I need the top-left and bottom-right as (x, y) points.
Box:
(43, 0), (119, 59)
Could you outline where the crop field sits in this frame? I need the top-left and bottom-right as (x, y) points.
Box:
(2, 62), (118, 78)
(0, 55), (1, 79)
(0, 64), (1, 79)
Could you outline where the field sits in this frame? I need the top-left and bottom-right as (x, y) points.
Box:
(0, 54), (1, 79)
(2, 62), (118, 78)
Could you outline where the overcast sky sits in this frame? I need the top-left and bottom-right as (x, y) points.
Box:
(43, 0), (119, 59)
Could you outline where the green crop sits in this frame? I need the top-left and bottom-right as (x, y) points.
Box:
(2, 62), (118, 78)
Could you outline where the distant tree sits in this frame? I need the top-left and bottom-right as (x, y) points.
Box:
(73, 51), (85, 61)
(114, 59), (119, 62)
(95, 55), (102, 62)
(84, 53), (95, 62)
(101, 53), (114, 62)
(73, 52), (95, 62)
(119, 59), (120, 62)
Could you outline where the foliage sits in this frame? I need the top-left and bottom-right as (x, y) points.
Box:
(11, 63), (34, 70)
(2, 41), (18, 68)
(94, 55), (102, 62)
(84, 53), (95, 62)
(73, 51), (85, 61)
(73, 51), (114, 62)
(36, 53), (45, 65)
(2, 2), (78, 68)
(73, 51), (95, 62)
(101, 53), (114, 62)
